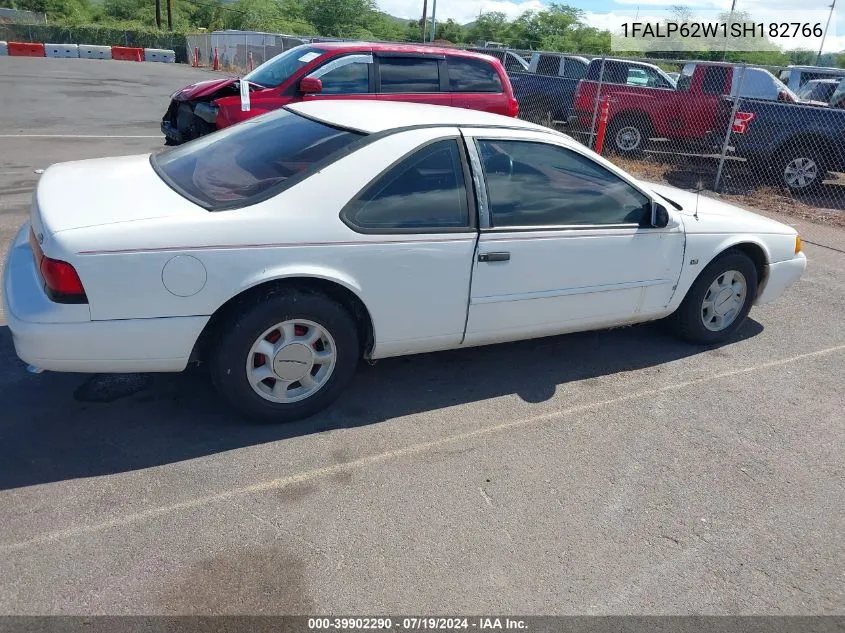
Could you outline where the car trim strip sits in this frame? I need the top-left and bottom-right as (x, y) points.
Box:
(77, 236), (476, 255)
(471, 278), (672, 305)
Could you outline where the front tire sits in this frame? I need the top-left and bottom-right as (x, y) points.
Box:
(210, 291), (360, 422)
(671, 250), (758, 345)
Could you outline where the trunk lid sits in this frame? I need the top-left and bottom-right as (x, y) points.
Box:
(34, 154), (204, 236)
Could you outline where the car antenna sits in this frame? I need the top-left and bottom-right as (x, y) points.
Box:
(693, 177), (702, 221)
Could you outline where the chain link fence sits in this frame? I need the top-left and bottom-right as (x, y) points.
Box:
(186, 31), (311, 71)
(511, 53), (845, 232)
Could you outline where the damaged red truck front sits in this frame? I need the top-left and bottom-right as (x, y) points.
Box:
(161, 42), (519, 145)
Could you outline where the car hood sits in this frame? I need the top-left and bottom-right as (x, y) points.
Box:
(33, 154), (204, 237)
(642, 181), (797, 235)
(173, 77), (238, 100)
(173, 78), (268, 101)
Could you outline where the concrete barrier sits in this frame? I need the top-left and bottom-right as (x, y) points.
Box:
(7, 41), (45, 57)
(0, 41), (7, 56)
(78, 44), (112, 60)
(144, 48), (176, 63)
(111, 46), (143, 62)
(45, 43), (79, 58)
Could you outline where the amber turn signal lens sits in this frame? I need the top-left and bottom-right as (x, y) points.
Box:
(795, 235), (802, 254)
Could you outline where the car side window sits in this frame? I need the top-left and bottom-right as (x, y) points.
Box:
(342, 139), (470, 232)
(448, 57), (503, 92)
(477, 139), (652, 228)
(309, 54), (372, 94)
(536, 55), (560, 76)
(378, 57), (440, 93)
(702, 66), (729, 95)
(563, 59), (586, 80)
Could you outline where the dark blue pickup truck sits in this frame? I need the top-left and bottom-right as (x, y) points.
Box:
(722, 97), (845, 192)
(509, 53), (589, 124)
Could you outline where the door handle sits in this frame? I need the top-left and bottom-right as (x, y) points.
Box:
(478, 251), (510, 262)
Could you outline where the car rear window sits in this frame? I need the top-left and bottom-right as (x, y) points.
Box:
(152, 108), (364, 210)
(379, 57), (440, 93)
(448, 57), (503, 92)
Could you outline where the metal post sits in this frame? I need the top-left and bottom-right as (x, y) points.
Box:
(420, 0), (428, 42)
(817, 0), (836, 65)
(587, 56), (606, 150)
(430, 0), (437, 42)
(722, 0), (737, 61)
(714, 64), (747, 192)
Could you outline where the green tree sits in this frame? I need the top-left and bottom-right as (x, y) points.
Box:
(466, 11), (509, 45)
(433, 18), (463, 43)
(301, 0), (375, 37)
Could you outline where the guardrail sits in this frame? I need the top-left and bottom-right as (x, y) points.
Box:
(1, 40), (175, 63)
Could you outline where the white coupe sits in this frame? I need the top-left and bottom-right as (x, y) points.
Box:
(3, 101), (807, 421)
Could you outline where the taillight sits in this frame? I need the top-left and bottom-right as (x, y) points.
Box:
(29, 229), (87, 303)
(507, 96), (519, 117)
(732, 112), (755, 134)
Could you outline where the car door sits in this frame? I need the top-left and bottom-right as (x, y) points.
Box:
(300, 53), (374, 101)
(460, 128), (685, 346)
(374, 53), (453, 108)
(674, 64), (729, 139)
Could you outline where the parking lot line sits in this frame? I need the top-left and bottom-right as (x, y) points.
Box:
(2, 342), (844, 553)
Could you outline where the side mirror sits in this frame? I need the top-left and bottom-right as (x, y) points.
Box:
(651, 202), (669, 228)
(299, 76), (323, 94)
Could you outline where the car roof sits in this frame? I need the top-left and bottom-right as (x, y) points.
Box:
(286, 100), (555, 135)
(312, 41), (498, 61)
(786, 65), (845, 72)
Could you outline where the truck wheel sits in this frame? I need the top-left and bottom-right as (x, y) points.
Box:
(779, 145), (827, 193)
(210, 291), (360, 423)
(608, 115), (652, 155)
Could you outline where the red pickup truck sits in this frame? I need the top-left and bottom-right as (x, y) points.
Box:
(572, 59), (799, 154)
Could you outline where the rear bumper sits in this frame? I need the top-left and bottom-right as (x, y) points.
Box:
(756, 253), (807, 305)
(3, 223), (208, 373)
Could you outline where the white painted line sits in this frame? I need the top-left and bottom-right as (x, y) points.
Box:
(0, 134), (162, 139)
(2, 342), (844, 552)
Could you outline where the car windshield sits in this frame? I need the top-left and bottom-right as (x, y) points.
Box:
(152, 108), (364, 209)
(242, 45), (326, 88)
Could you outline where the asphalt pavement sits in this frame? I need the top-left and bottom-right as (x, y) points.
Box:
(0, 56), (843, 615)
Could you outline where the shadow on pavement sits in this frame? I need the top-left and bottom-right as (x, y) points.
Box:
(0, 318), (763, 491)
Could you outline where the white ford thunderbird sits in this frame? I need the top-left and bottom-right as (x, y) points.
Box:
(3, 101), (806, 421)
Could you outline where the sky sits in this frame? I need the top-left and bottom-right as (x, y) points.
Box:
(375, 0), (845, 53)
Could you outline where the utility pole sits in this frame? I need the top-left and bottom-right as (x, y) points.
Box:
(166, 0), (172, 30)
(818, 0), (836, 65)
(155, 0), (161, 29)
(430, 0), (437, 41)
(421, 0), (428, 41)
(722, 0), (737, 61)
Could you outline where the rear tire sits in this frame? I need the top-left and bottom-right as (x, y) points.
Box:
(778, 144), (827, 193)
(608, 114), (652, 156)
(210, 291), (360, 423)
(670, 250), (758, 345)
